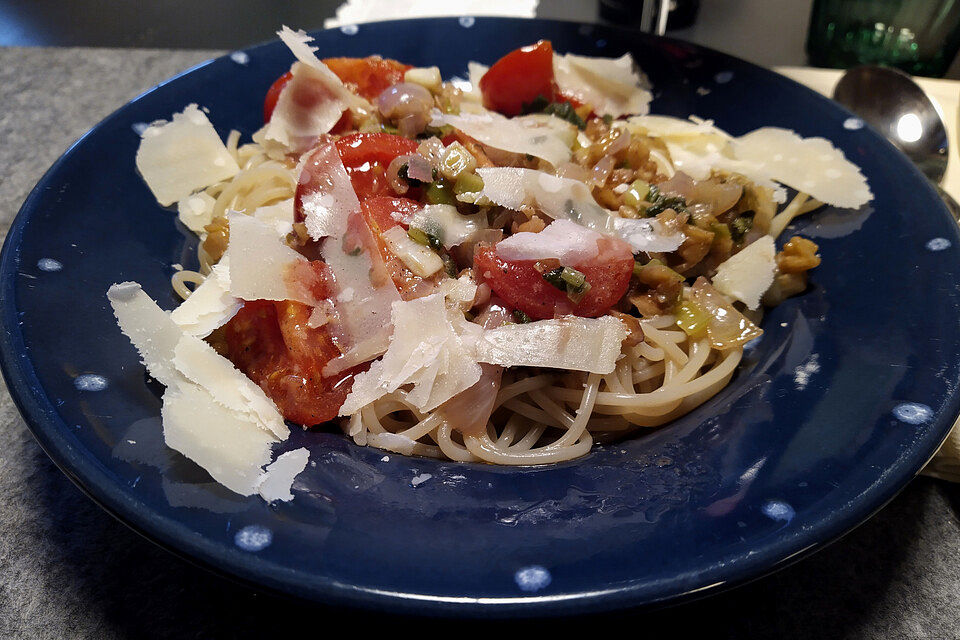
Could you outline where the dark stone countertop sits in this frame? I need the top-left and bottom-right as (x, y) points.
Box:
(1, 46), (959, 639)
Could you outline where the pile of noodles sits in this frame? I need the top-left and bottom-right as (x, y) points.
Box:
(171, 131), (807, 465)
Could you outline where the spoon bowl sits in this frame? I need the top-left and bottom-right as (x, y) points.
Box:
(833, 65), (949, 183)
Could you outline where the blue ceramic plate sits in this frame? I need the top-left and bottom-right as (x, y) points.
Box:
(3, 18), (960, 616)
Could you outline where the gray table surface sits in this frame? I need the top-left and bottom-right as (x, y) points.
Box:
(2, 45), (960, 639)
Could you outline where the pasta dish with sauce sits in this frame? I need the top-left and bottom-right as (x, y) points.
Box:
(109, 27), (871, 500)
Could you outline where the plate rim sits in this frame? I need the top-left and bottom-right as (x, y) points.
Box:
(2, 16), (959, 617)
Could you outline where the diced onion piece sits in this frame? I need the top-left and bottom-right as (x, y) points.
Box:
(475, 315), (627, 374)
(461, 61), (489, 102)
(256, 448), (310, 502)
(409, 204), (487, 248)
(711, 236), (776, 310)
(430, 109), (572, 167)
(689, 278), (763, 350)
(135, 104), (240, 206)
(161, 382), (276, 496)
(381, 226), (444, 277)
(404, 66), (442, 91)
(733, 127), (873, 208)
(340, 294), (483, 414)
(554, 53), (652, 117)
(178, 192), (216, 235)
(496, 218), (602, 265)
(170, 258), (240, 337)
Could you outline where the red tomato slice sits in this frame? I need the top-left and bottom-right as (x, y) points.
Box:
(224, 299), (360, 426)
(322, 56), (412, 101)
(264, 55), (409, 123)
(479, 40), (557, 116)
(473, 236), (634, 319)
(335, 132), (420, 200)
(263, 71), (293, 122)
(295, 132), (419, 227)
(360, 196), (430, 298)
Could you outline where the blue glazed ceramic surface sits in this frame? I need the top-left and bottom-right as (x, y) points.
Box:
(3, 18), (960, 616)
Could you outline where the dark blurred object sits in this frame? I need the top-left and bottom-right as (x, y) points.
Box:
(599, 0), (699, 31)
(807, 0), (960, 77)
(667, 0), (700, 30)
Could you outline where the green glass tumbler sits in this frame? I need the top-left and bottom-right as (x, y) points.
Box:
(807, 0), (960, 77)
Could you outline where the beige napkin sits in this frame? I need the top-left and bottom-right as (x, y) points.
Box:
(776, 66), (960, 481)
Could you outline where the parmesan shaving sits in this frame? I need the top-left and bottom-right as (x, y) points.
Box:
(496, 218), (602, 265)
(253, 198), (295, 238)
(474, 167), (684, 252)
(173, 335), (289, 439)
(554, 53), (652, 117)
(733, 127), (873, 208)
(226, 213), (316, 305)
(298, 143), (361, 240)
(340, 294), (482, 415)
(429, 109), (572, 167)
(711, 235), (777, 310)
(177, 192), (217, 235)
(135, 104), (240, 207)
(162, 382), (276, 496)
(407, 204), (487, 248)
(256, 448), (310, 502)
(108, 282), (183, 386)
(476, 316), (627, 374)
(170, 258), (240, 337)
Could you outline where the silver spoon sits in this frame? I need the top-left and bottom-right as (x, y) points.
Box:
(832, 65), (960, 219)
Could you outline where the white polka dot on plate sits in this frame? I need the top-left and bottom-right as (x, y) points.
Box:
(926, 237), (951, 251)
(514, 565), (551, 592)
(843, 117), (864, 130)
(761, 500), (794, 522)
(37, 258), (62, 272)
(131, 122), (150, 136)
(714, 71), (734, 84)
(459, 16), (475, 28)
(74, 374), (108, 392)
(893, 402), (933, 425)
(229, 51), (249, 65)
(234, 525), (272, 551)
(340, 24), (359, 35)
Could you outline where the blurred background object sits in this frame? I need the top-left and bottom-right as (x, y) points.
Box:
(0, 0), (958, 77)
(807, 0), (960, 77)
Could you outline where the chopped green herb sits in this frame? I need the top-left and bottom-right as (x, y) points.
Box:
(441, 253), (458, 277)
(622, 179), (651, 208)
(559, 267), (586, 288)
(675, 300), (709, 338)
(543, 267), (567, 291)
(730, 211), (755, 242)
(633, 260), (645, 279)
(567, 280), (592, 304)
(520, 94), (586, 129)
(544, 266), (591, 303)
(453, 172), (484, 195)
(425, 179), (457, 206)
(602, 114), (614, 125)
(642, 183), (687, 217)
(512, 309), (531, 324)
(347, 247), (362, 256)
(407, 227), (430, 246)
